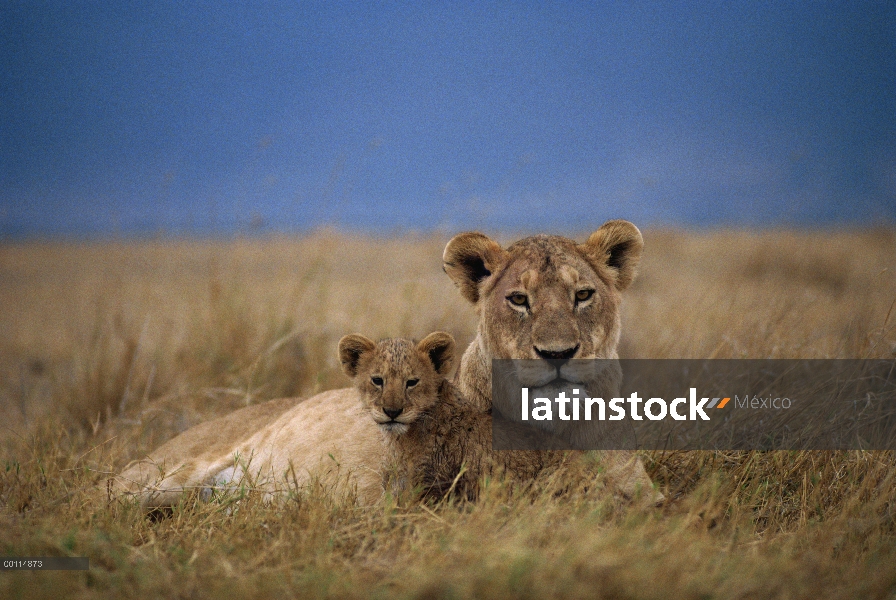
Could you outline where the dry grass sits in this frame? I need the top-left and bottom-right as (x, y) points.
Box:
(1, 228), (895, 599)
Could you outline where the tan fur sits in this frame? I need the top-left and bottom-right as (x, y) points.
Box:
(345, 333), (573, 500)
(113, 396), (301, 507)
(114, 391), (388, 509)
(442, 220), (662, 501)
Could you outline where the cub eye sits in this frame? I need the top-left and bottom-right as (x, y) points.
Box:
(371, 376), (384, 387)
(508, 293), (528, 307)
(406, 378), (419, 388)
(575, 289), (594, 302)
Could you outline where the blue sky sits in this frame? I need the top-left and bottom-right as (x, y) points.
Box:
(1, 1), (894, 237)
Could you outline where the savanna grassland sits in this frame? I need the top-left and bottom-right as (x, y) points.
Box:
(1, 228), (896, 599)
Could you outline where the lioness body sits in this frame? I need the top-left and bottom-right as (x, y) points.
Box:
(114, 390), (386, 507)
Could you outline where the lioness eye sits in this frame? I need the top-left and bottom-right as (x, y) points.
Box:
(508, 293), (528, 306)
(575, 289), (594, 302)
(406, 378), (419, 388)
(371, 376), (383, 387)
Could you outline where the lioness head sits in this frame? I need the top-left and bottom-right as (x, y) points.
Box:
(443, 220), (642, 390)
(338, 332), (456, 436)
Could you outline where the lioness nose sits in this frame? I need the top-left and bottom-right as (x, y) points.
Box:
(534, 345), (579, 364)
(383, 407), (403, 420)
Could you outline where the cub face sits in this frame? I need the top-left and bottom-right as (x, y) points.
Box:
(338, 332), (455, 436)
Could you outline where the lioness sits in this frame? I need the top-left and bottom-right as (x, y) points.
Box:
(114, 220), (657, 507)
(442, 220), (661, 500)
(342, 332), (572, 501)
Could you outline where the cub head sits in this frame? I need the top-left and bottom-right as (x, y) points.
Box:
(443, 220), (642, 387)
(337, 332), (456, 436)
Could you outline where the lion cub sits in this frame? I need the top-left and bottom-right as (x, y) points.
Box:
(338, 332), (570, 500)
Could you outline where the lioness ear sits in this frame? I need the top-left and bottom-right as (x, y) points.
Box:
(580, 220), (644, 291)
(338, 334), (376, 378)
(417, 332), (455, 376)
(443, 232), (507, 304)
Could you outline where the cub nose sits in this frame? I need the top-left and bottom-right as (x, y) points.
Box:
(383, 407), (403, 420)
(534, 345), (579, 365)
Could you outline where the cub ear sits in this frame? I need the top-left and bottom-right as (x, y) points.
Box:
(416, 332), (456, 376)
(443, 232), (507, 304)
(338, 334), (377, 379)
(580, 220), (644, 291)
